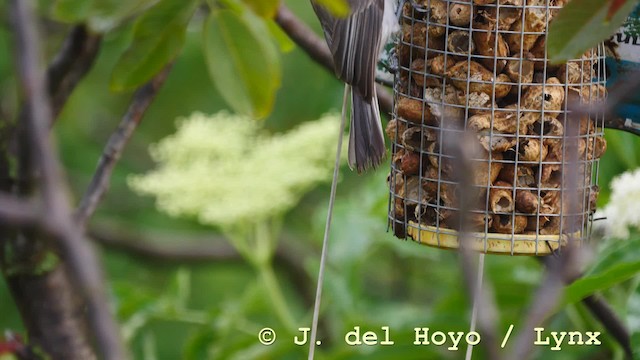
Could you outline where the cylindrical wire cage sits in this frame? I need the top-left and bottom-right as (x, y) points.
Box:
(387, 0), (607, 255)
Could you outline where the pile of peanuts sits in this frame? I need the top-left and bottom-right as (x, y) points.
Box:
(388, 0), (607, 237)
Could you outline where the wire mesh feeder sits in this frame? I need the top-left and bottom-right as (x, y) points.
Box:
(387, 0), (608, 255)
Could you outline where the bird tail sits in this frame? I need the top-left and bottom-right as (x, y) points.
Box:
(345, 85), (386, 172)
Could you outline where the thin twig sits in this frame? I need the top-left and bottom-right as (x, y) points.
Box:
(594, 68), (640, 121)
(9, 1), (127, 359)
(275, 4), (394, 115)
(582, 294), (633, 358)
(535, 255), (633, 357)
(572, 68), (640, 136)
(453, 134), (502, 360)
(509, 248), (584, 359)
(603, 117), (640, 136)
(508, 110), (587, 359)
(47, 25), (102, 120)
(464, 253), (485, 360)
(75, 64), (173, 226)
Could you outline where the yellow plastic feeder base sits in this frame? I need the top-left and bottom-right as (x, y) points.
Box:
(406, 221), (580, 256)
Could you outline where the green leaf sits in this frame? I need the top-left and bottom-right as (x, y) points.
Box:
(183, 328), (215, 360)
(110, 0), (198, 91)
(314, 0), (350, 17)
(547, 0), (639, 63)
(142, 332), (158, 360)
(626, 280), (640, 334)
(51, 0), (159, 31)
(203, 10), (282, 118)
(51, 0), (93, 23)
(88, 0), (161, 32)
(112, 281), (158, 321)
(167, 268), (191, 310)
(587, 234), (640, 276)
(241, 0), (279, 18)
(562, 237), (640, 304)
(633, 333), (640, 358)
(606, 129), (640, 169)
(563, 262), (640, 304)
(267, 20), (296, 53)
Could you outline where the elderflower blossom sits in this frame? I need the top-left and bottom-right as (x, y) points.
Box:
(128, 112), (345, 227)
(595, 167), (640, 239)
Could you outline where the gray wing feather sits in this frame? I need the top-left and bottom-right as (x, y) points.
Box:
(311, 0), (383, 100)
(349, 87), (385, 171)
(312, 0), (387, 172)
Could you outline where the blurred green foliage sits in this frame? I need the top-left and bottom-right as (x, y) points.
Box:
(0, 0), (639, 359)
(547, 0), (638, 63)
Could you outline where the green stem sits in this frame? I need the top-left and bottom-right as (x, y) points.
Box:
(225, 226), (252, 261)
(258, 262), (296, 331)
(255, 220), (271, 265)
(227, 220), (295, 330)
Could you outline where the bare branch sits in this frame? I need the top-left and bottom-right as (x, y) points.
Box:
(570, 68), (640, 137)
(599, 68), (640, 122)
(534, 257), (633, 357)
(8, 265), (101, 360)
(582, 294), (633, 358)
(0, 192), (39, 226)
(75, 64), (173, 226)
(9, 1), (126, 359)
(452, 134), (502, 360)
(90, 226), (239, 262)
(89, 224), (316, 306)
(603, 117), (640, 136)
(508, 111), (587, 359)
(275, 4), (393, 116)
(47, 25), (102, 120)
(509, 248), (585, 359)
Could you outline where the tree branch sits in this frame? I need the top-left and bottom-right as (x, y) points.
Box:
(90, 227), (238, 262)
(75, 64), (173, 227)
(0, 193), (39, 226)
(7, 266), (98, 360)
(534, 256), (633, 357)
(9, 1), (126, 359)
(88, 225), (315, 306)
(509, 113), (589, 359)
(275, 4), (394, 116)
(509, 247), (584, 359)
(452, 134), (502, 360)
(47, 25), (102, 120)
(568, 68), (640, 137)
(582, 294), (633, 358)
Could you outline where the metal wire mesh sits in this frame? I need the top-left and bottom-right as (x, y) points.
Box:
(387, 0), (607, 255)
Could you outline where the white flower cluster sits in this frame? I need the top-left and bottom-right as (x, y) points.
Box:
(129, 112), (345, 227)
(595, 167), (640, 239)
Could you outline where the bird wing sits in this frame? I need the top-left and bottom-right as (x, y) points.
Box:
(311, 0), (384, 100)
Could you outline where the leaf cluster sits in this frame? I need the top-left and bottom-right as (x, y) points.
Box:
(48, 0), (344, 118)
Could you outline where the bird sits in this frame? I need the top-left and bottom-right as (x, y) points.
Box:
(311, 0), (399, 172)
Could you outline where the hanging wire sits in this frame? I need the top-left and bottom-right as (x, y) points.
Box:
(307, 85), (349, 360)
(465, 253), (485, 360)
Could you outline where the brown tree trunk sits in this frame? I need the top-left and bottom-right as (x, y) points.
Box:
(5, 264), (97, 360)
(0, 53), (99, 360)
(0, 128), (99, 359)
